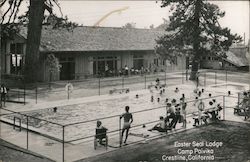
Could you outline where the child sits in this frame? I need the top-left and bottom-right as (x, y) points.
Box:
(148, 116), (166, 132)
(96, 121), (108, 145)
(181, 102), (187, 127)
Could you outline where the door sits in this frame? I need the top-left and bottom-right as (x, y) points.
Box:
(59, 57), (75, 80)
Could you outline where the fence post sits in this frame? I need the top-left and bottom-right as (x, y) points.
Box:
(223, 96), (225, 120)
(186, 69), (188, 81)
(237, 92), (240, 108)
(215, 71), (217, 85)
(225, 70), (227, 84)
(35, 85), (38, 104)
(62, 126), (65, 162)
(23, 84), (26, 105)
(164, 71), (166, 85)
(26, 115), (29, 150)
(67, 85), (69, 100)
(18, 91), (20, 101)
(122, 77), (124, 89)
(144, 74), (146, 89)
(119, 117), (121, 147)
(98, 77), (101, 96)
(182, 70), (184, 84)
(204, 72), (206, 87)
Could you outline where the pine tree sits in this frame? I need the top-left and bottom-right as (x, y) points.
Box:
(155, 0), (242, 80)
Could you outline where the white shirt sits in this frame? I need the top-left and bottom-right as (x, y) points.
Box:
(1, 87), (7, 94)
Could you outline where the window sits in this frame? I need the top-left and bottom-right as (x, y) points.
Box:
(10, 43), (24, 75)
(133, 54), (143, 59)
(154, 59), (159, 66)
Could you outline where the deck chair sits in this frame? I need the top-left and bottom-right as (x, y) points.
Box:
(94, 128), (108, 150)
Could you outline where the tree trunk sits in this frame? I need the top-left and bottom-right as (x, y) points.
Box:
(24, 0), (45, 83)
(189, 0), (202, 80)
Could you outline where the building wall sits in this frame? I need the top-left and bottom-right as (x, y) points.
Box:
(40, 50), (187, 81)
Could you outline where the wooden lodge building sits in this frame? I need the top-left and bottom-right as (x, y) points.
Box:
(200, 45), (249, 71)
(1, 26), (186, 82)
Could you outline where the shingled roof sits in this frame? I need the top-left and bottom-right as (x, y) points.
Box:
(224, 46), (249, 67)
(19, 26), (165, 52)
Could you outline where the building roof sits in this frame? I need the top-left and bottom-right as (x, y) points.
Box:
(19, 26), (165, 52)
(224, 46), (249, 67)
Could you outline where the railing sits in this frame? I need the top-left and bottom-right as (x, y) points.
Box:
(2, 92), (249, 162)
(3, 69), (246, 105)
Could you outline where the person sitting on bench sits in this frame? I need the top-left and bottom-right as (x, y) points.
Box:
(95, 121), (108, 145)
(148, 116), (166, 132)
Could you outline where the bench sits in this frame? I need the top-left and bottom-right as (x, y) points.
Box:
(109, 88), (129, 94)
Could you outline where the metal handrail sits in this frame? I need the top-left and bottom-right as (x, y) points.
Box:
(0, 107), (64, 127)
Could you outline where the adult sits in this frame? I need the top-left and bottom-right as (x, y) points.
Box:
(1, 84), (8, 107)
(120, 106), (133, 145)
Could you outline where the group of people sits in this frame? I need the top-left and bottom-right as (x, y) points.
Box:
(149, 97), (187, 133)
(238, 91), (250, 120)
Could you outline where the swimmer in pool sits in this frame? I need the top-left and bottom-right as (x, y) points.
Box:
(120, 106), (133, 145)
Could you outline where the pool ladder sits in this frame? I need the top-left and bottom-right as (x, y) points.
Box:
(13, 116), (22, 131)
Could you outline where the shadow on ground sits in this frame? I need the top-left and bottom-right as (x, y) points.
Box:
(76, 121), (250, 162)
(0, 139), (55, 162)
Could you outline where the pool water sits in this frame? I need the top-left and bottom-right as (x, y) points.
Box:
(5, 83), (243, 142)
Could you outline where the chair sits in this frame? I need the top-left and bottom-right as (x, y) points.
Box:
(94, 128), (108, 150)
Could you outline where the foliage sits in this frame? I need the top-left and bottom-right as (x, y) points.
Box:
(45, 54), (61, 73)
(155, 0), (242, 65)
(1, 0), (78, 40)
(1, 0), (78, 83)
(122, 22), (136, 29)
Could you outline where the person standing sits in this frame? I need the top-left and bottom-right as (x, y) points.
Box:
(120, 106), (133, 145)
(124, 65), (129, 76)
(196, 71), (200, 88)
(1, 84), (7, 107)
(181, 102), (187, 128)
(197, 99), (205, 125)
(105, 64), (109, 77)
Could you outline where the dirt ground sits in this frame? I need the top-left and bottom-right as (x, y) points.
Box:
(0, 139), (55, 162)
(76, 121), (250, 162)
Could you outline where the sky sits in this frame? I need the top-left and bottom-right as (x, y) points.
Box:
(1, 0), (250, 43)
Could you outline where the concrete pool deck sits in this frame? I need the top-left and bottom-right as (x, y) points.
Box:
(0, 107), (249, 162)
(0, 79), (249, 162)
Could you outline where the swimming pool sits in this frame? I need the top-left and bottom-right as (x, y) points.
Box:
(4, 83), (241, 142)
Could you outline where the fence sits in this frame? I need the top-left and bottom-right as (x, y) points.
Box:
(1, 91), (249, 162)
(4, 71), (186, 104)
(3, 69), (247, 105)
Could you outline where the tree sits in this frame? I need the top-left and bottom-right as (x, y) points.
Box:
(155, 0), (242, 80)
(122, 22), (136, 29)
(45, 54), (61, 88)
(1, 0), (77, 83)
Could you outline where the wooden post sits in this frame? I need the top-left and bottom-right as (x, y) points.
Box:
(26, 116), (29, 150)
